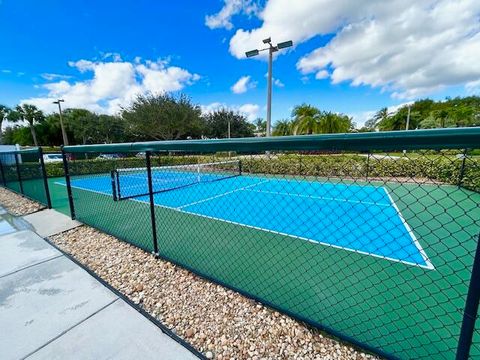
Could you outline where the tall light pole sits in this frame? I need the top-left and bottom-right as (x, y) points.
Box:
(246, 38), (293, 137)
(53, 99), (68, 145)
(405, 104), (412, 131)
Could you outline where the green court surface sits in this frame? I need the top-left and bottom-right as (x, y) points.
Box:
(42, 174), (480, 359)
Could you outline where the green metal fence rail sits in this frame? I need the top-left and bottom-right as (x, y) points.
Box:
(0, 147), (52, 208)
(2, 128), (480, 359)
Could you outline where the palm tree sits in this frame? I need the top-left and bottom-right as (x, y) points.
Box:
(253, 118), (266, 136)
(317, 112), (352, 133)
(8, 104), (45, 146)
(292, 104), (320, 135)
(0, 105), (10, 143)
(272, 119), (293, 136)
(365, 107), (389, 130)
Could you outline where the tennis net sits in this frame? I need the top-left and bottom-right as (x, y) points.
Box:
(112, 159), (242, 200)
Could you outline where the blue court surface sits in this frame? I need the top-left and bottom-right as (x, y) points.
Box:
(62, 173), (433, 269)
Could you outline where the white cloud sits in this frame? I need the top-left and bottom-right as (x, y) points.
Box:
(41, 73), (73, 81)
(205, 0), (259, 30)
(201, 102), (260, 121)
(348, 110), (376, 128)
(315, 70), (329, 80)
(1, 69), (11, 74)
(231, 75), (256, 94)
(263, 73), (284, 87)
(21, 57), (200, 114)
(273, 78), (284, 87)
(238, 103), (260, 120)
(226, 0), (480, 99)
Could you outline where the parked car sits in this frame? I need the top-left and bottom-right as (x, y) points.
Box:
(96, 154), (123, 160)
(135, 152), (146, 158)
(42, 153), (63, 163)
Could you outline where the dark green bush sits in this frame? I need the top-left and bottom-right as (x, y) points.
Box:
(41, 153), (479, 193)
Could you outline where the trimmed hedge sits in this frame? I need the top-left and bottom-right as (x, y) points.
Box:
(242, 154), (479, 192)
(42, 153), (479, 193)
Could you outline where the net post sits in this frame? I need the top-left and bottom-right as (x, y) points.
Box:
(14, 151), (24, 194)
(238, 159), (242, 175)
(456, 233), (480, 360)
(38, 147), (52, 209)
(111, 170), (118, 201)
(146, 151), (159, 255)
(61, 146), (76, 220)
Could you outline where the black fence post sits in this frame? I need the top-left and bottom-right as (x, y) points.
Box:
(38, 147), (52, 209)
(458, 149), (467, 188)
(146, 151), (158, 255)
(366, 153), (370, 181)
(110, 170), (118, 201)
(0, 156), (6, 186)
(456, 233), (480, 360)
(61, 147), (76, 220)
(14, 151), (24, 194)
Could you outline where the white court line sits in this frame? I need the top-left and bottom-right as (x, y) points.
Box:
(178, 179), (271, 209)
(383, 188), (434, 270)
(55, 179), (434, 270)
(244, 188), (391, 207)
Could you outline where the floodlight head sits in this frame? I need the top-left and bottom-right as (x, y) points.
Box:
(262, 37), (271, 44)
(245, 49), (259, 58)
(277, 40), (293, 49)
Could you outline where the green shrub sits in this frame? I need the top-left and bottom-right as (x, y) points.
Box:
(42, 152), (479, 193)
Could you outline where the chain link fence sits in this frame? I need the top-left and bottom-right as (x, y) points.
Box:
(1, 128), (479, 359)
(0, 147), (51, 208)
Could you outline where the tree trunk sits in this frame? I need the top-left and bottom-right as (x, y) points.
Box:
(30, 125), (38, 146)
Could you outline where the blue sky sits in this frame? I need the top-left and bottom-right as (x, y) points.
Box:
(0, 0), (479, 127)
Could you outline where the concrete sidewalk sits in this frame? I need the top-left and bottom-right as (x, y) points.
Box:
(0, 208), (199, 360)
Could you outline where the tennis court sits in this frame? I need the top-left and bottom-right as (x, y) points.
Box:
(60, 161), (433, 269)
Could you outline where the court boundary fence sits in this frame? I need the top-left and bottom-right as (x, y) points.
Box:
(0, 128), (479, 359)
(0, 147), (51, 208)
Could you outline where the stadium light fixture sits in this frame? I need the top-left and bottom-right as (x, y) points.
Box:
(245, 38), (293, 137)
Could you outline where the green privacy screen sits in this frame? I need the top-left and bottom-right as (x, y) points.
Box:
(59, 128), (480, 359)
(0, 148), (51, 208)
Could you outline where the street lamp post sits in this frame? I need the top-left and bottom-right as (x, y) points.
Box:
(246, 38), (293, 137)
(53, 99), (68, 146)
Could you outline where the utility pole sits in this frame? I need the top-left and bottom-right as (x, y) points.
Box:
(246, 38), (293, 137)
(53, 99), (68, 145)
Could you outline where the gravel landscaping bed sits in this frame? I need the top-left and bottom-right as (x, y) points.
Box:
(49, 225), (378, 360)
(0, 187), (44, 215)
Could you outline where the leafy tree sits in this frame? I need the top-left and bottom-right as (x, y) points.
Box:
(291, 104), (320, 135)
(253, 118), (266, 136)
(2, 125), (32, 145)
(203, 109), (254, 138)
(273, 119), (294, 136)
(122, 93), (204, 140)
(365, 107), (389, 130)
(64, 109), (99, 144)
(317, 112), (353, 133)
(7, 104), (45, 146)
(375, 96), (480, 131)
(96, 115), (126, 143)
(291, 104), (352, 134)
(0, 105), (11, 143)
